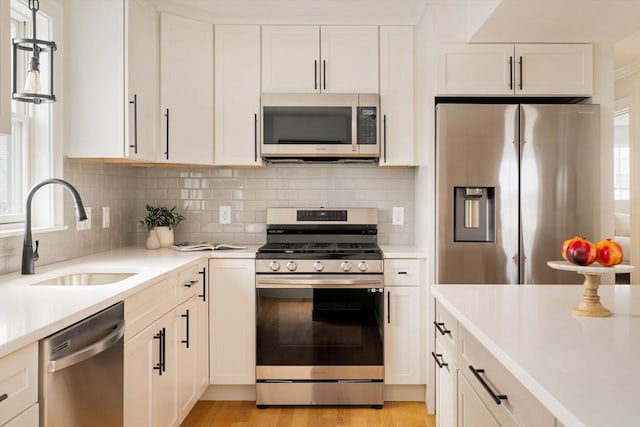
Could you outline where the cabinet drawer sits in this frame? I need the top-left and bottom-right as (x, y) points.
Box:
(434, 300), (457, 356)
(384, 259), (420, 286)
(0, 344), (38, 426)
(177, 263), (201, 303)
(459, 326), (554, 427)
(3, 403), (38, 427)
(125, 276), (177, 340)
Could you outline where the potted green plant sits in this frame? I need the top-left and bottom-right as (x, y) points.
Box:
(139, 204), (185, 249)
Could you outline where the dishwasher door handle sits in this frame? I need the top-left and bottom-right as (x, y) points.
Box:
(48, 320), (125, 373)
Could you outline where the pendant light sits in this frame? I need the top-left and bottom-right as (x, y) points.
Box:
(12, 0), (56, 104)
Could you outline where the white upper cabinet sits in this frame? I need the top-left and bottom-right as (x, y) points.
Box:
(261, 26), (319, 93)
(65, 0), (158, 161)
(159, 13), (213, 165)
(437, 43), (593, 96)
(126, 0), (159, 161)
(262, 25), (379, 94)
(379, 26), (414, 166)
(514, 44), (593, 96)
(0, 0), (10, 136)
(320, 26), (379, 93)
(214, 25), (262, 166)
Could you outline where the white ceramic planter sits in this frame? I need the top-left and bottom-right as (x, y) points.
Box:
(155, 226), (174, 248)
(145, 229), (160, 249)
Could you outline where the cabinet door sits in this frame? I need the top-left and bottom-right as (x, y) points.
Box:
(261, 26), (320, 93)
(437, 44), (514, 95)
(379, 26), (414, 166)
(195, 266), (209, 395)
(209, 259), (255, 384)
(458, 371), (500, 427)
(320, 26), (379, 93)
(384, 286), (421, 384)
(434, 341), (456, 427)
(126, 0), (158, 161)
(0, 0), (10, 136)
(177, 297), (199, 423)
(214, 25), (262, 166)
(515, 44), (593, 96)
(2, 404), (38, 427)
(124, 312), (178, 427)
(160, 13), (213, 165)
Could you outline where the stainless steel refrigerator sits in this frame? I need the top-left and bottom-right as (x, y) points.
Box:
(436, 103), (601, 284)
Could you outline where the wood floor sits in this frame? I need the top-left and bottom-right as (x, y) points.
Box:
(181, 401), (436, 427)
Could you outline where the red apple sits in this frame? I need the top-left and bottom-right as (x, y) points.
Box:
(596, 238), (624, 266)
(561, 237), (583, 260)
(566, 238), (597, 266)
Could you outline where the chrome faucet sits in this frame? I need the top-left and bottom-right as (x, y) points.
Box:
(22, 178), (88, 275)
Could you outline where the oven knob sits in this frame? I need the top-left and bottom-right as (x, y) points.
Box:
(286, 261), (297, 271)
(269, 261), (280, 271)
(341, 261), (352, 272)
(313, 261), (324, 272)
(358, 261), (368, 272)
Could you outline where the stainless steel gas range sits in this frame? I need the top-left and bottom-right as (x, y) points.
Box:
(255, 208), (384, 408)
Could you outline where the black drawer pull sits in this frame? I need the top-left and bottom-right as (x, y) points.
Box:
(0, 393), (8, 403)
(469, 365), (508, 405)
(397, 271), (408, 275)
(434, 321), (451, 336)
(431, 352), (448, 369)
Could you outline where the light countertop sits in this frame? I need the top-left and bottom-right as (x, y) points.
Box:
(380, 245), (426, 258)
(431, 284), (640, 427)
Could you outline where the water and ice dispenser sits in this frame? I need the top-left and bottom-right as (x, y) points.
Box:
(453, 187), (495, 242)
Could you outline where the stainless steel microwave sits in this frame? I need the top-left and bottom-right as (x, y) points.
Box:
(261, 93), (379, 160)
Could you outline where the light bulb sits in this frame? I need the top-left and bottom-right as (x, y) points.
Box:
(23, 56), (42, 94)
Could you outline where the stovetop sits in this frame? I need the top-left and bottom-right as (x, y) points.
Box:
(257, 242), (382, 254)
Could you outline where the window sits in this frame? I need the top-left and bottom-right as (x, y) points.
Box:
(0, 1), (60, 232)
(614, 109), (631, 201)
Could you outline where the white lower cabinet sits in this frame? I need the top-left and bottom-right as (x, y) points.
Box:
(209, 258), (255, 384)
(124, 261), (208, 427)
(433, 341), (456, 427)
(435, 301), (556, 427)
(2, 404), (38, 427)
(124, 309), (179, 427)
(384, 259), (423, 385)
(0, 344), (38, 427)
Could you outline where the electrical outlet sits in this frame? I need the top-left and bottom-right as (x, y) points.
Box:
(219, 206), (231, 224)
(392, 207), (404, 225)
(77, 207), (92, 230)
(102, 206), (110, 228)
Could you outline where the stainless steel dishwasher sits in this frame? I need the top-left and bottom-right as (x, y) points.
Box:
(40, 302), (124, 427)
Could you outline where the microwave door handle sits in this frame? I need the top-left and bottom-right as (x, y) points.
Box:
(352, 101), (357, 152)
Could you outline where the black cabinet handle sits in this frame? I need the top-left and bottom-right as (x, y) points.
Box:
(431, 352), (448, 369)
(0, 393), (7, 403)
(129, 94), (138, 153)
(434, 321), (452, 336)
(383, 114), (387, 162)
(518, 56), (523, 90)
(508, 56), (513, 90)
(254, 113), (258, 162)
(183, 279), (198, 288)
(181, 310), (190, 349)
(198, 267), (207, 302)
(469, 365), (508, 405)
(323, 59), (326, 90)
(387, 291), (391, 324)
(314, 59), (318, 90)
(153, 328), (165, 375)
(164, 108), (170, 160)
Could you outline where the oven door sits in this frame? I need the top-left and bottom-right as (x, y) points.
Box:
(256, 274), (384, 369)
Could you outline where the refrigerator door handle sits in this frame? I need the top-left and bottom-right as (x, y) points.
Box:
(512, 254), (518, 264)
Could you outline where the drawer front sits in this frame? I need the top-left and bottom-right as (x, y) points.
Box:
(0, 344), (38, 426)
(459, 326), (554, 427)
(3, 403), (38, 427)
(177, 263), (201, 303)
(434, 300), (457, 356)
(125, 275), (178, 340)
(384, 259), (420, 286)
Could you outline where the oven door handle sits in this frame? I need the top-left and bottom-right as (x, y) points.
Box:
(256, 278), (383, 288)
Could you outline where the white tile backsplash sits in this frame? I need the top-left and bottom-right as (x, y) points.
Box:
(0, 161), (415, 275)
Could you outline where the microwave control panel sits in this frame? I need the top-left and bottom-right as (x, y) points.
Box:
(357, 107), (377, 145)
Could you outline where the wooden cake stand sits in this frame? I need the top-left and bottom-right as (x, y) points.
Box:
(547, 261), (635, 317)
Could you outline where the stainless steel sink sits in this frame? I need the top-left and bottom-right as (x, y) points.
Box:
(31, 272), (136, 286)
